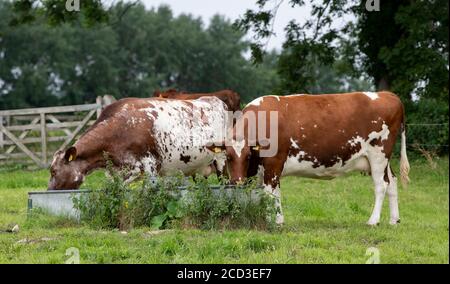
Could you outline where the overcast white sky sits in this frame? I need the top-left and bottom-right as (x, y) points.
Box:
(139, 0), (310, 50)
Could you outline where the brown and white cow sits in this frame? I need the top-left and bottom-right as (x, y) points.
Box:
(153, 89), (241, 112)
(209, 91), (410, 226)
(48, 96), (229, 190)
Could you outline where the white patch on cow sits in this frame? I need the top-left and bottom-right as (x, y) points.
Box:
(285, 94), (306, 97)
(256, 165), (265, 186)
(231, 139), (246, 158)
(270, 95), (281, 101)
(139, 97), (229, 176)
(131, 161), (142, 175)
(214, 152), (227, 172)
(248, 95), (282, 107)
(126, 117), (139, 127)
(50, 154), (59, 168)
(248, 97), (264, 106)
(290, 138), (300, 149)
(141, 155), (158, 176)
(363, 92), (379, 100)
(368, 122), (390, 141)
(73, 169), (83, 184)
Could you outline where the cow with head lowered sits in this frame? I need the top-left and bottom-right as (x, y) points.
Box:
(48, 96), (229, 190)
(209, 91), (410, 226)
(153, 89), (241, 112)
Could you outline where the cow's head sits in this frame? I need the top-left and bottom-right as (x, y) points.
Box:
(207, 140), (263, 184)
(48, 147), (85, 190)
(154, 89), (179, 98)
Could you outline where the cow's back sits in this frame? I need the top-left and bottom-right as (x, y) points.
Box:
(75, 97), (228, 176)
(244, 92), (404, 178)
(155, 89), (241, 112)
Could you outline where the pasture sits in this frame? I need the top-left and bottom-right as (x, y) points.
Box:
(0, 157), (448, 264)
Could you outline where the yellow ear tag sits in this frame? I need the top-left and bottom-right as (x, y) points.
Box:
(252, 145), (260, 151)
(214, 147), (222, 153)
(68, 154), (74, 162)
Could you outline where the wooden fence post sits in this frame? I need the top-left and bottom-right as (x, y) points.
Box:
(40, 113), (47, 166)
(0, 116), (3, 150)
(96, 96), (102, 119)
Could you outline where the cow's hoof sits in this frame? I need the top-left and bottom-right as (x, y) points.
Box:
(274, 222), (285, 230)
(367, 221), (380, 226)
(389, 219), (401, 225)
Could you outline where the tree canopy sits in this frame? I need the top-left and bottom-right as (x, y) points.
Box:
(236, 0), (449, 103)
(0, 1), (279, 108)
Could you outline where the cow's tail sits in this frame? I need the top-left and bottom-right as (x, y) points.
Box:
(399, 111), (410, 189)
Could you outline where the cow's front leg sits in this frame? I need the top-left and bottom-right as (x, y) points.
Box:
(262, 161), (285, 226)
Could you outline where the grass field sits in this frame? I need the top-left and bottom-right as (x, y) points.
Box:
(0, 157), (448, 264)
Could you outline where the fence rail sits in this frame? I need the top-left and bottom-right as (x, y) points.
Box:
(0, 95), (115, 168)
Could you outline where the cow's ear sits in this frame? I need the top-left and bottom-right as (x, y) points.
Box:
(206, 143), (226, 154)
(153, 90), (161, 97)
(64, 147), (77, 162)
(251, 139), (270, 152)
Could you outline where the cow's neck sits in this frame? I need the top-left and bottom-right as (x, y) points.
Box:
(73, 125), (110, 175)
(71, 155), (105, 177)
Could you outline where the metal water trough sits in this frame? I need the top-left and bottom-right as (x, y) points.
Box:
(27, 183), (264, 220)
(28, 190), (91, 220)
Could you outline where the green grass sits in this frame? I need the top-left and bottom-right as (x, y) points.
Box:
(0, 157), (448, 263)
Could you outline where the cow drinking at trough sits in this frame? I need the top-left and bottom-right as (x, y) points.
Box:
(209, 92), (410, 226)
(153, 89), (241, 112)
(48, 97), (229, 190)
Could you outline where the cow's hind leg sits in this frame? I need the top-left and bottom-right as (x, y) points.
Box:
(386, 163), (400, 225)
(367, 150), (389, 226)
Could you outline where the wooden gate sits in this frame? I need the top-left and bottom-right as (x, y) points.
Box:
(0, 96), (115, 168)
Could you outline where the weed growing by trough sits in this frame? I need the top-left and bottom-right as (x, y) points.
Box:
(73, 166), (277, 231)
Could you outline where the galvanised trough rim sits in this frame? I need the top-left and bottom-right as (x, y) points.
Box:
(27, 184), (266, 219)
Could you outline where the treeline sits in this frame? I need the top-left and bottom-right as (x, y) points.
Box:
(0, 1), (280, 108)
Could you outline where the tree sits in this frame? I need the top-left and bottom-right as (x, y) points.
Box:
(236, 0), (449, 102)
